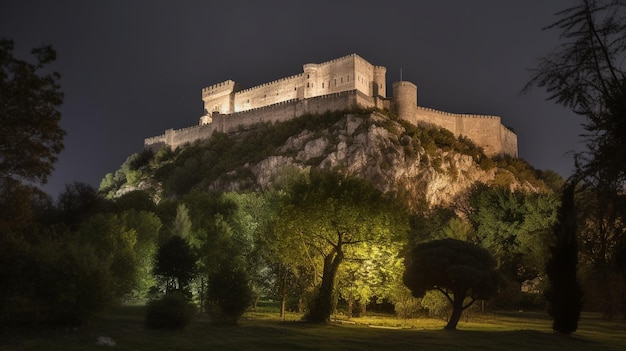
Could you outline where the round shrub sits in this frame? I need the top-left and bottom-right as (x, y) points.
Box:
(206, 264), (252, 325)
(145, 293), (196, 329)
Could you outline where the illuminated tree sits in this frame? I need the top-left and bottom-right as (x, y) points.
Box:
(336, 242), (402, 317)
(403, 238), (500, 330)
(275, 170), (408, 323)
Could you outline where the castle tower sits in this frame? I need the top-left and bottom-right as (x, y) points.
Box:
(373, 66), (387, 97)
(201, 80), (239, 115)
(303, 63), (319, 99)
(392, 81), (418, 123)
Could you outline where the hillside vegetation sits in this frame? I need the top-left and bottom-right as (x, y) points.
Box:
(100, 108), (555, 207)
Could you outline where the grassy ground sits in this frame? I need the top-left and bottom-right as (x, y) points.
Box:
(1, 305), (624, 351)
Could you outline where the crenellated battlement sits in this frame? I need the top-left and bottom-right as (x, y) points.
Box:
(416, 106), (500, 120)
(235, 73), (303, 95)
(146, 54), (518, 157)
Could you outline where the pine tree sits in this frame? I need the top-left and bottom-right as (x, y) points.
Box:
(545, 182), (583, 334)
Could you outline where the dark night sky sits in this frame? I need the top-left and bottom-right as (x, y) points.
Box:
(1, 1), (585, 198)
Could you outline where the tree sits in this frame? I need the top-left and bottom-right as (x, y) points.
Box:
(74, 209), (161, 300)
(527, 0), (626, 320)
(403, 238), (500, 330)
(545, 182), (583, 334)
(467, 185), (558, 284)
(576, 184), (624, 318)
(172, 203), (192, 239)
(275, 170), (408, 323)
(0, 38), (65, 185)
(57, 182), (108, 229)
(153, 235), (197, 296)
(206, 260), (252, 324)
(526, 0), (626, 184)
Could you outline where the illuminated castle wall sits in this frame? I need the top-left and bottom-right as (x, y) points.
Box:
(145, 54), (517, 157)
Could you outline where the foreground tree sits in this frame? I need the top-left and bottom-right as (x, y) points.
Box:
(153, 235), (197, 296)
(526, 0), (626, 184)
(403, 238), (500, 330)
(0, 38), (64, 185)
(545, 182), (583, 334)
(275, 171), (408, 323)
(527, 0), (626, 320)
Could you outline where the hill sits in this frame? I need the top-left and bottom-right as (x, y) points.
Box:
(100, 108), (555, 208)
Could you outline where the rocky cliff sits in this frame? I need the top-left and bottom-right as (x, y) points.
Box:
(105, 109), (546, 209)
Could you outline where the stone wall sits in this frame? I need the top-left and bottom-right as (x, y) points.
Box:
(414, 106), (518, 157)
(146, 90), (373, 151)
(200, 54), (386, 117)
(146, 54), (518, 158)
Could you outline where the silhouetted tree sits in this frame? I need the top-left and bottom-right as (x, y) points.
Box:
(545, 182), (583, 334)
(0, 38), (64, 185)
(403, 238), (500, 330)
(206, 260), (252, 324)
(57, 182), (108, 229)
(527, 0), (626, 321)
(526, 0), (626, 185)
(153, 236), (197, 296)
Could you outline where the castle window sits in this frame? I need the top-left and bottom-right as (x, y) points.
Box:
(347, 75), (350, 82)
(307, 83), (310, 88)
(341, 77), (343, 83)
(322, 82), (325, 88)
(334, 79), (337, 86)
(307, 74), (310, 79)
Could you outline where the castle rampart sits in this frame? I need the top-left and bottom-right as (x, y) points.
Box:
(146, 54), (518, 157)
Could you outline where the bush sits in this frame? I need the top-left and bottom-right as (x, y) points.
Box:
(1, 239), (115, 327)
(145, 293), (196, 329)
(206, 264), (252, 324)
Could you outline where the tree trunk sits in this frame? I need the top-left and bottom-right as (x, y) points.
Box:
(347, 294), (353, 318)
(445, 293), (466, 331)
(281, 292), (287, 320)
(445, 303), (463, 330)
(298, 295), (304, 313)
(199, 277), (206, 313)
(307, 248), (343, 323)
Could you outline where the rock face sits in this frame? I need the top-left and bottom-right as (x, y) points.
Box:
(204, 112), (524, 209)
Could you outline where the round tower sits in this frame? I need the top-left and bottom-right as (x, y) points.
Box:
(373, 66), (387, 97)
(303, 63), (319, 99)
(392, 81), (418, 123)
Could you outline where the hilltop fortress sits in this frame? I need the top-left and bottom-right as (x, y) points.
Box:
(145, 54), (517, 157)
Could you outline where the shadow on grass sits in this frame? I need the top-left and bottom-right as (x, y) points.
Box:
(0, 307), (623, 351)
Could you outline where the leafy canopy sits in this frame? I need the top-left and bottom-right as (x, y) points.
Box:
(0, 38), (64, 184)
(403, 238), (500, 330)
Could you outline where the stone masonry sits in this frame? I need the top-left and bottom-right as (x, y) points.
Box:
(145, 54), (517, 157)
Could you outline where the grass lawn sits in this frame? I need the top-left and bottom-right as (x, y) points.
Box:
(1, 305), (624, 351)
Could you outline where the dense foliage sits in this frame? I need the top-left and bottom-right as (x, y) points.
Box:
(145, 293), (196, 329)
(0, 38), (65, 185)
(528, 0), (626, 323)
(272, 170), (409, 323)
(403, 238), (501, 330)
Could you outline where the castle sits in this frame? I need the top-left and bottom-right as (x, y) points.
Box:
(145, 54), (518, 157)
